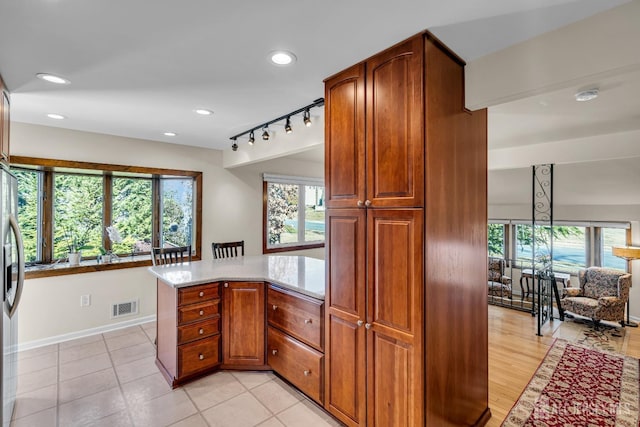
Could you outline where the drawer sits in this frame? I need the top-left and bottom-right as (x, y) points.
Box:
(178, 283), (220, 306)
(178, 335), (220, 378)
(178, 300), (220, 325)
(268, 287), (324, 351)
(267, 327), (323, 404)
(178, 317), (220, 345)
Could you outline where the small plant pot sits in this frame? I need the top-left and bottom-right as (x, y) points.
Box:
(68, 252), (81, 266)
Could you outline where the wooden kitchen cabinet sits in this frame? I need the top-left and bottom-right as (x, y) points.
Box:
(0, 75), (10, 165)
(324, 31), (489, 427)
(221, 281), (266, 368)
(156, 281), (221, 387)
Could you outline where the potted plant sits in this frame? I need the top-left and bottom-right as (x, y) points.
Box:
(64, 227), (94, 266)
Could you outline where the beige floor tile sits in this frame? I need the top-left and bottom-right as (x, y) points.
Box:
(59, 339), (107, 364)
(103, 325), (145, 339)
(17, 344), (58, 361)
(114, 355), (159, 384)
(141, 321), (156, 332)
(110, 341), (156, 366)
(105, 330), (150, 351)
(129, 389), (197, 427)
(277, 401), (336, 427)
(12, 384), (57, 420)
(58, 387), (127, 427)
(168, 413), (209, 427)
(88, 410), (133, 427)
(17, 351), (58, 375)
(17, 366), (57, 395)
(144, 328), (157, 343)
(121, 372), (172, 406)
(58, 368), (119, 403)
(59, 333), (103, 350)
(59, 352), (112, 382)
(251, 378), (302, 414)
(184, 371), (245, 411)
(201, 392), (272, 427)
(257, 417), (286, 427)
(10, 407), (56, 427)
(231, 370), (275, 389)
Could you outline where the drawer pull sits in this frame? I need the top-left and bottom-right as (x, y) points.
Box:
(199, 291), (204, 297)
(199, 310), (204, 316)
(357, 320), (364, 327)
(365, 323), (371, 330)
(199, 328), (204, 335)
(304, 319), (312, 324)
(224, 282), (229, 288)
(199, 354), (204, 360)
(303, 370), (311, 376)
(357, 200), (364, 207)
(272, 349), (278, 355)
(272, 305), (278, 311)
(364, 199), (372, 207)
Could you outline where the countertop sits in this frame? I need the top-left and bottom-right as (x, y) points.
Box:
(148, 255), (325, 300)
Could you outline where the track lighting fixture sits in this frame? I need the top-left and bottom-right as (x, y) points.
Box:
(303, 109), (311, 127)
(228, 98), (324, 151)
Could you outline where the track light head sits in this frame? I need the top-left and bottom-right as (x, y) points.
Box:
(231, 140), (238, 151)
(285, 117), (292, 134)
(248, 131), (255, 145)
(303, 109), (311, 127)
(262, 127), (270, 141)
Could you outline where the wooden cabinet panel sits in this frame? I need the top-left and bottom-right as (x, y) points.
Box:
(267, 326), (323, 404)
(267, 286), (323, 351)
(178, 282), (220, 306)
(178, 335), (220, 378)
(222, 282), (265, 367)
(366, 36), (423, 208)
(178, 300), (220, 325)
(177, 318), (220, 345)
(324, 63), (366, 209)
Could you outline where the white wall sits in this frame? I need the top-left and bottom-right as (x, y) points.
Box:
(11, 123), (324, 347)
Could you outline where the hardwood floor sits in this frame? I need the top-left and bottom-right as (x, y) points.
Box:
(486, 305), (640, 426)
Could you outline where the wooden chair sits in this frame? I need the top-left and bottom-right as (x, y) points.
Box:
(152, 245), (192, 266)
(212, 241), (245, 259)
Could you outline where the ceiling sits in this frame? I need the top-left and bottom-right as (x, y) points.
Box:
(0, 0), (629, 151)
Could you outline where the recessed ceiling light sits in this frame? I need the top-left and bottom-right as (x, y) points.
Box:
(36, 73), (70, 85)
(194, 109), (213, 116)
(270, 51), (296, 66)
(575, 88), (599, 102)
(46, 113), (65, 120)
(163, 132), (177, 136)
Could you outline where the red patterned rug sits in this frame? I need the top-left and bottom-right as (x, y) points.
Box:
(502, 339), (640, 426)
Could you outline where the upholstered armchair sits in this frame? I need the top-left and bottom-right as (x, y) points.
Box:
(560, 267), (631, 327)
(488, 258), (512, 299)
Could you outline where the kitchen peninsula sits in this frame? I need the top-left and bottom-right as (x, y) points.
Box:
(148, 255), (326, 403)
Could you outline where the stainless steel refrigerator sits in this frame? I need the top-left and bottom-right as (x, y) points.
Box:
(1, 167), (25, 427)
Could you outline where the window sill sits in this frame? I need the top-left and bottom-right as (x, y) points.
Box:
(263, 242), (324, 254)
(25, 255), (202, 279)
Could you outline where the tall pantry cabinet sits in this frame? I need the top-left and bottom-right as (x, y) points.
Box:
(324, 32), (490, 427)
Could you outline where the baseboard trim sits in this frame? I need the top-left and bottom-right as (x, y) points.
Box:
(18, 314), (157, 352)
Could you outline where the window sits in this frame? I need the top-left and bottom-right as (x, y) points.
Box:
(601, 227), (628, 271)
(13, 156), (202, 277)
(488, 223), (505, 257)
(263, 174), (324, 253)
(550, 226), (586, 274)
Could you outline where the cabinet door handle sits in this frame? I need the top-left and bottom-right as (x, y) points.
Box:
(199, 310), (204, 316)
(199, 354), (204, 360)
(365, 323), (371, 330)
(304, 319), (312, 324)
(224, 282), (229, 288)
(272, 349), (278, 355)
(199, 328), (204, 335)
(272, 305), (278, 311)
(303, 370), (311, 376)
(364, 200), (372, 207)
(357, 200), (364, 207)
(356, 320), (364, 327)
(199, 291), (204, 297)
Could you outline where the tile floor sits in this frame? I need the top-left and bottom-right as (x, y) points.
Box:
(11, 322), (342, 427)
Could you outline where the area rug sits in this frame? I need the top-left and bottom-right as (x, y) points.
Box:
(553, 318), (627, 353)
(502, 339), (640, 426)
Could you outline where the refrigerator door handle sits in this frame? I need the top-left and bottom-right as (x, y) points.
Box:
(8, 214), (25, 318)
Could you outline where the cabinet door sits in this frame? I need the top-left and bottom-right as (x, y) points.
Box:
(324, 209), (367, 427)
(324, 63), (366, 209)
(366, 36), (423, 208)
(222, 281), (265, 367)
(1, 90), (8, 164)
(366, 209), (423, 426)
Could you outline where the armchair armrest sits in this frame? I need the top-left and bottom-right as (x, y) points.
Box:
(501, 275), (512, 286)
(562, 287), (582, 298)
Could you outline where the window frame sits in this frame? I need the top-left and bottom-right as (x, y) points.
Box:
(262, 175), (325, 254)
(12, 156), (202, 279)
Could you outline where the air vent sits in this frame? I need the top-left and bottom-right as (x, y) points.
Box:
(111, 300), (138, 318)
